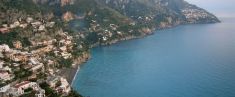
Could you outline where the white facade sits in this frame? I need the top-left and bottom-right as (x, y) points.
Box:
(0, 61), (3, 68)
(35, 89), (46, 97)
(0, 71), (11, 81)
(11, 81), (40, 96)
(31, 63), (44, 72)
(0, 84), (10, 93)
(0, 44), (10, 52)
(56, 77), (71, 94)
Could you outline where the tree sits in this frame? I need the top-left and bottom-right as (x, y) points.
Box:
(66, 90), (83, 97)
(58, 58), (73, 68)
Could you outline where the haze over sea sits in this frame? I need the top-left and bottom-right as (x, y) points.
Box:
(73, 1), (235, 97)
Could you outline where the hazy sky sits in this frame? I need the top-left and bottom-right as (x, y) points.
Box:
(186, 0), (235, 17)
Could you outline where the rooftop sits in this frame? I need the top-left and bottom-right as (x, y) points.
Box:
(14, 81), (30, 88)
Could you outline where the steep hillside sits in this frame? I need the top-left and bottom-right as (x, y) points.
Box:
(98, 0), (219, 24)
(29, 0), (219, 45)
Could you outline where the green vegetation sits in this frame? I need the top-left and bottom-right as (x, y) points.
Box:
(66, 90), (83, 97)
(40, 82), (61, 97)
(85, 32), (99, 45)
(24, 87), (33, 93)
(14, 68), (32, 80)
(0, 32), (18, 47)
(19, 91), (37, 97)
(40, 82), (83, 97)
(0, 31), (31, 48)
(58, 58), (73, 68)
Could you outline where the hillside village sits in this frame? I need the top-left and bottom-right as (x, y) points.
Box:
(0, 15), (87, 97)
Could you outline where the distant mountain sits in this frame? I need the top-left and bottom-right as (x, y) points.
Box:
(0, 0), (220, 45)
(97, 0), (219, 23)
(35, 0), (220, 29)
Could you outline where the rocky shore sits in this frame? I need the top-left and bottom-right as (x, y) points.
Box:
(59, 52), (90, 84)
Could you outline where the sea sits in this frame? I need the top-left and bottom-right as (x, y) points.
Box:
(73, 17), (235, 97)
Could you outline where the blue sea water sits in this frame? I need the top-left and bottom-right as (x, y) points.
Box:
(73, 18), (235, 97)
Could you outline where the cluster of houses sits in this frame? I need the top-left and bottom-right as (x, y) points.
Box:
(0, 45), (15, 81)
(181, 8), (213, 22)
(0, 16), (55, 34)
(0, 76), (71, 97)
(56, 32), (74, 59)
(89, 19), (125, 42)
(0, 43), (44, 96)
(46, 76), (71, 95)
(0, 27), (76, 96)
(9, 81), (45, 97)
(0, 40), (73, 96)
(137, 16), (154, 22)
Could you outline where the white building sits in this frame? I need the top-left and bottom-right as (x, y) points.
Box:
(61, 52), (72, 59)
(10, 81), (40, 96)
(38, 25), (46, 31)
(35, 89), (46, 97)
(59, 46), (67, 52)
(26, 17), (34, 23)
(56, 77), (71, 94)
(0, 52), (3, 58)
(0, 84), (10, 93)
(10, 21), (20, 28)
(30, 63), (44, 72)
(0, 61), (4, 68)
(29, 58), (40, 65)
(0, 70), (11, 81)
(1, 66), (12, 73)
(47, 76), (60, 88)
(0, 44), (11, 52)
(31, 21), (42, 28)
(46, 22), (55, 28)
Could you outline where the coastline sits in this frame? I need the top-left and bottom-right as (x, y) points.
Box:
(60, 52), (90, 84)
(71, 65), (80, 86)
(68, 21), (221, 89)
(68, 18), (235, 97)
(68, 35), (147, 87)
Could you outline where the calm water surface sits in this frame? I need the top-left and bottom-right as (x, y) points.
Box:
(73, 18), (235, 97)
